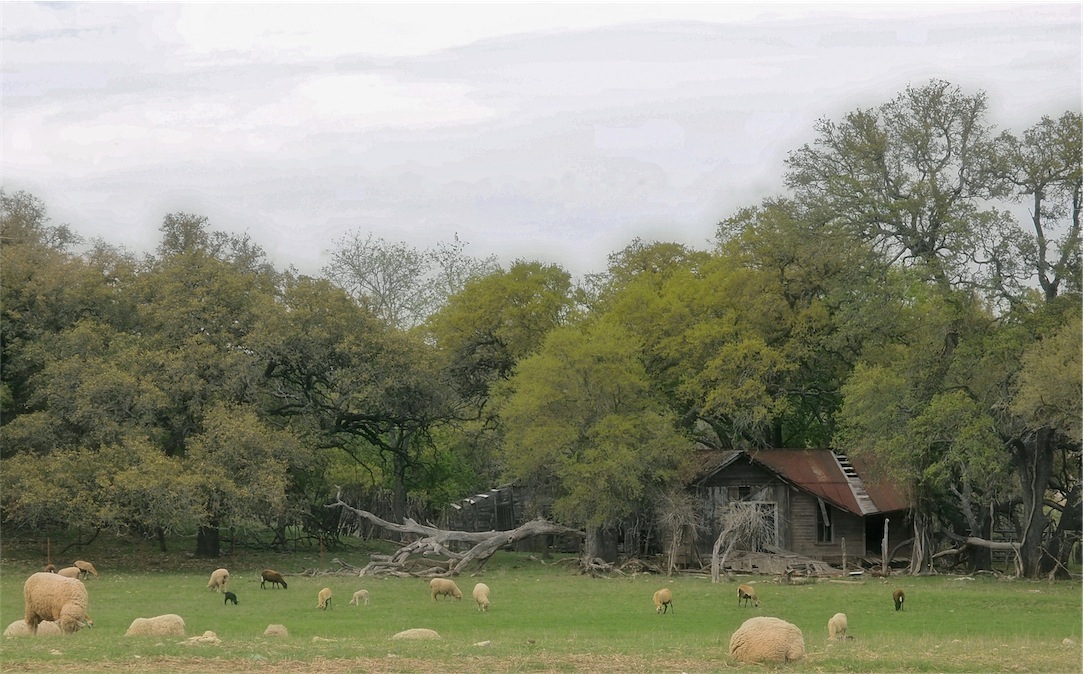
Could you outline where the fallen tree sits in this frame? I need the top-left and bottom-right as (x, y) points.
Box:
(328, 491), (584, 577)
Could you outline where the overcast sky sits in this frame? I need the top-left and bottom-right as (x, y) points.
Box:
(3, 2), (1081, 279)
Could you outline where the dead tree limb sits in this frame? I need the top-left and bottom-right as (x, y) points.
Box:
(328, 490), (584, 577)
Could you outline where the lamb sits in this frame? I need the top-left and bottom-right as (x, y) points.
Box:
(23, 572), (92, 635)
(729, 616), (806, 664)
(893, 588), (905, 611)
(124, 614), (186, 637)
(653, 588), (673, 614)
(828, 612), (848, 641)
(317, 587), (333, 610)
(74, 560), (99, 579)
(57, 566), (81, 579)
(260, 568), (288, 590)
(207, 568), (229, 593)
(737, 583), (759, 607)
(350, 589), (370, 606)
(472, 583), (490, 612)
(224, 591), (238, 605)
(430, 578), (462, 602)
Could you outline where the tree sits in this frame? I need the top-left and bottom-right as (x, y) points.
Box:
(496, 318), (691, 561)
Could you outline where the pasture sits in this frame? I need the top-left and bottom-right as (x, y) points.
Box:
(0, 544), (1081, 673)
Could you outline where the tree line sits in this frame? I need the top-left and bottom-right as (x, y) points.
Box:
(1, 80), (1079, 577)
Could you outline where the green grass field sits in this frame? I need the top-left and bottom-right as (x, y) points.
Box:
(1, 538), (1081, 672)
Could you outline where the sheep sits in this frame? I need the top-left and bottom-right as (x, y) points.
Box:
(317, 587), (332, 610)
(23, 572), (92, 635)
(893, 588), (905, 611)
(124, 614), (186, 637)
(350, 589), (370, 606)
(393, 628), (441, 640)
(653, 588), (674, 614)
(74, 560), (99, 579)
(737, 583), (759, 607)
(4, 619), (62, 637)
(43, 564), (55, 573)
(264, 624), (289, 638)
(430, 578), (462, 602)
(224, 591), (238, 605)
(473, 583), (491, 612)
(207, 568), (229, 593)
(57, 566), (81, 579)
(828, 612), (848, 641)
(729, 616), (806, 664)
(260, 568), (288, 590)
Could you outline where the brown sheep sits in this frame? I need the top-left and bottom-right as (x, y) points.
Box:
(738, 583), (759, 607)
(893, 588), (905, 611)
(260, 569), (288, 589)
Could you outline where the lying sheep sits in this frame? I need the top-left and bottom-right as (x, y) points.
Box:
(4, 619), (62, 637)
(260, 569), (288, 590)
(729, 616), (806, 664)
(74, 561), (99, 579)
(828, 612), (848, 641)
(23, 572), (92, 634)
(57, 567), (81, 579)
(125, 614), (186, 637)
(893, 588), (905, 611)
(317, 587), (332, 610)
(350, 589), (370, 606)
(737, 583), (759, 607)
(653, 588), (673, 614)
(207, 568), (229, 593)
(430, 578), (462, 602)
(473, 583), (490, 612)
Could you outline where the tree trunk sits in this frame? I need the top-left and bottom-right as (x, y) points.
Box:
(1015, 430), (1055, 578)
(584, 524), (617, 563)
(909, 509), (932, 575)
(196, 524), (220, 558)
(1041, 483), (1082, 579)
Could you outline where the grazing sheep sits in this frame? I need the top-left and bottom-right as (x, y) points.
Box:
(23, 572), (92, 635)
(207, 568), (229, 593)
(57, 566), (81, 579)
(430, 578), (462, 602)
(828, 612), (848, 641)
(317, 587), (333, 610)
(260, 569), (288, 590)
(4, 619), (62, 637)
(653, 588), (674, 614)
(43, 564), (55, 573)
(223, 591), (238, 605)
(350, 589), (370, 606)
(473, 583), (491, 612)
(73, 561), (99, 579)
(737, 583), (759, 607)
(729, 616), (806, 664)
(125, 614), (186, 637)
(893, 588), (905, 611)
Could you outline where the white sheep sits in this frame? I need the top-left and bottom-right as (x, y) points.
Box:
(264, 624), (289, 637)
(828, 612), (848, 641)
(472, 583), (490, 611)
(350, 589), (370, 606)
(207, 568), (229, 593)
(728, 616), (806, 664)
(4, 619), (62, 637)
(737, 583), (759, 607)
(74, 560), (99, 579)
(124, 614), (186, 637)
(393, 628), (441, 640)
(56, 566), (81, 579)
(653, 588), (673, 614)
(317, 587), (333, 610)
(430, 578), (462, 602)
(22, 572), (92, 634)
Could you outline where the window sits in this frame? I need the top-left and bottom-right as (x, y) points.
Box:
(817, 499), (833, 543)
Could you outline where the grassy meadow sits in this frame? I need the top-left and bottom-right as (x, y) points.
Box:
(0, 536), (1081, 672)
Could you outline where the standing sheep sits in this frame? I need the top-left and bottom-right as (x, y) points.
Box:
(828, 612), (848, 640)
(430, 578), (462, 602)
(729, 616), (806, 664)
(57, 567), (81, 579)
(737, 583), (759, 607)
(260, 569), (288, 589)
(207, 568), (229, 593)
(23, 572), (92, 634)
(653, 588), (674, 614)
(893, 588), (905, 611)
(350, 589), (370, 606)
(74, 561), (99, 579)
(317, 587), (333, 610)
(472, 583), (490, 611)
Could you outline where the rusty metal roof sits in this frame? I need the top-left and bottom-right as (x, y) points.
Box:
(697, 448), (909, 516)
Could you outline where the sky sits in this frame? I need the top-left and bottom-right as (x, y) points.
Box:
(3, 2), (1081, 279)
